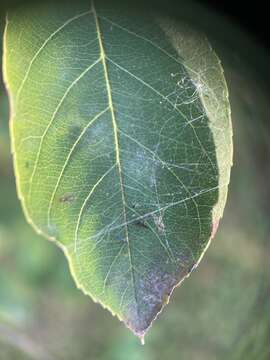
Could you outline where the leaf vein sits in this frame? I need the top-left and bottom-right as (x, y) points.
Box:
(74, 163), (117, 252)
(47, 106), (110, 226)
(106, 56), (215, 172)
(92, 0), (139, 313)
(28, 57), (101, 201)
(15, 10), (92, 103)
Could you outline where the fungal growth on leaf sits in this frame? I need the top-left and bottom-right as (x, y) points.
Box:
(3, 0), (232, 341)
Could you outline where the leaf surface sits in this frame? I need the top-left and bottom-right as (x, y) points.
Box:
(3, 0), (233, 339)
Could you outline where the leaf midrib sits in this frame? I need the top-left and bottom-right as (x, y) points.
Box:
(92, 1), (139, 314)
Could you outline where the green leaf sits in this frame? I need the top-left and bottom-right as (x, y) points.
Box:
(3, 0), (232, 340)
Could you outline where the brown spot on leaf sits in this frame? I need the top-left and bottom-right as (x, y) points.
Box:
(58, 193), (75, 204)
(134, 220), (149, 229)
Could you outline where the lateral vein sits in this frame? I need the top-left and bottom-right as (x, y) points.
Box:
(107, 56), (215, 171)
(16, 10), (92, 104)
(47, 106), (110, 226)
(28, 57), (101, 201)
(74, 163), (117, 252)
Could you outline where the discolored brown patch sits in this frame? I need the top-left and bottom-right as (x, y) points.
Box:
(211, 219), (220, 239)
(58, 193), (76, 204)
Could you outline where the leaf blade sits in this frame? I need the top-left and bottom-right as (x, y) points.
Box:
(3, 0), (233, 338)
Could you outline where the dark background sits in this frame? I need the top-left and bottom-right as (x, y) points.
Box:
(1, 1), (270, 359)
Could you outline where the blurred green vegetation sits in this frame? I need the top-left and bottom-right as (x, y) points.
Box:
(1, 16), (270, 360)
